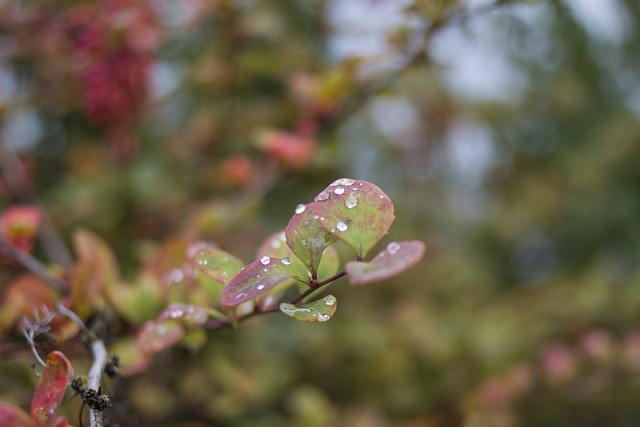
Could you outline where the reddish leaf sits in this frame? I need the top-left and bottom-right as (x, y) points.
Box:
(156, 303), (223, 327)
(30, 351), (73, 427)
(0, 403), (36, 427)
(137, 319), (185, 355)
(346, 241), (425, 286)
(257, 130), (316, 170)
(220, 256), (297, 306)
(50, 417), (68, 427)
(285, 205), (337, 279)
(0, 205), (41, 265)
(312, 179), (395, 258)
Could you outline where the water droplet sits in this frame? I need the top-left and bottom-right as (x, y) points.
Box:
(170, 269), (184, 283)
(387, 242), (401, 255)
(281, 257), (291, 265)
(332, 178), (355, 186)
(197, 258), (207, 266)
(271, 239), (281, 249)
(295, 204), (306, 214)
(336, 221), (348, 232)
(263, 268), (268, 272)
(313, 215), (319, 220)
(314, 191), (330, 201)
(168, 308), (184, 318)
(317, 313), (331, 322)
(345, 195), (358, 209)
(260, 256), (271, 265)
(334, 187), (345, 195)
(236, 292), (248, 300)
(257, 284), (265, 290)
(379, 194), (384, 199)
(325, 296), (336, 306)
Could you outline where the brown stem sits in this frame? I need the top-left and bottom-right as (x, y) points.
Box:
(0, 236), (67, 293)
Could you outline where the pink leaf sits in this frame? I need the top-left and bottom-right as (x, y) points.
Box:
(0, 403), (36, 427)
(346, 241), (425, 286)
(30, 351), (73, 427)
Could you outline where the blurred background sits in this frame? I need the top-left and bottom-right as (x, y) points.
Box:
(2, 0), (640, 425)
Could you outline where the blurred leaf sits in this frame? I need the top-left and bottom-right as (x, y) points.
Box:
(193, 243), (244, 286)
(312, 179), (395, 258)
(279, 294), (337, 322)
(0, 403), (35, 427)
(30, 351), (73, 427)
(220, 256), (298, 306)
(70, 229), (120, 319)
(137, 319), (185, 355)
(156, 303), (224, 326)
(0, 275), (57, 338)
(0, 205), (41, 262)
(346, 241), (425, 286)
(106, 273), (164, 325)
(285, 204), (337, 279)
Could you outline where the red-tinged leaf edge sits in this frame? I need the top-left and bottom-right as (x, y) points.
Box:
(220, 256), (297, 306)
(30, 351), (74, 427)
(0, 403), (36, 427)
(345, 240), (425, 286)
(312, 178), (395, 258)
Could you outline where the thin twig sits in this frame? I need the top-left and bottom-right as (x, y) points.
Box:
(0, 236), (67, 293)
(87, 339), (108, 427)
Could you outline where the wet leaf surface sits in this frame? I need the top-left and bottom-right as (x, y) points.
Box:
(346, 241), (425, 286)
(311, 179), (395, 258)
(220, 256), (298, 306)
(285, 203), (337, 278)
(279, 294), (337, 322)
(30, 351), (73, 427)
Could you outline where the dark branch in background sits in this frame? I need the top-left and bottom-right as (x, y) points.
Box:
(318, 0), (523, 139)
(0, 235), (67, 293)
(0, 148), (73, 268)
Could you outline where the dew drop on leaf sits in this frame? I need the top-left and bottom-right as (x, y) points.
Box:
(281, 257), (292, 265)
(336, 221), (348, 232)
(332, 178), (355, 186)
(295, 204), (306, 214)
(387, 242), (401, 255)
(345, 195), (358, 209)
(260, 256), (271, 265)
(315, 191), (330, 201)
(334, 187), (345, 195)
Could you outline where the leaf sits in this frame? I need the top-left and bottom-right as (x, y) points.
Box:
(137, 319), (185, 355)
(70, 229), (121, 319)
(30, 351), (73, 427)
(279, 294), (337, 322)
(285, 203), (337, 278)
(0, 205), (41, 264)
(193, 243), (244, 286)
(345, 241), (425, 286)
(0, 275), (58, 337)
(137, 303), (222, 355)
(311, 179), (395, 258)
(0, 403), (35, 427)
(220, 256), (298, 306)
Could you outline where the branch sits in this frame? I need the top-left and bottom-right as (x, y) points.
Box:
(0, 236), (67, 293)
(318, 0), (521, 138)
(87, 339), (108, 427)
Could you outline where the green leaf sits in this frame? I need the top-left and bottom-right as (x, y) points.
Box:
(285, 203), (337, 278)
(137, 319), (185, 355)
(346, 241), (425, 285)
(30, 351), (73, 427)
(279, 294), (337, 322)
(220, 256), (298, 306)
(311, 179), (395, 258)
(193, 243), (244, 286)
